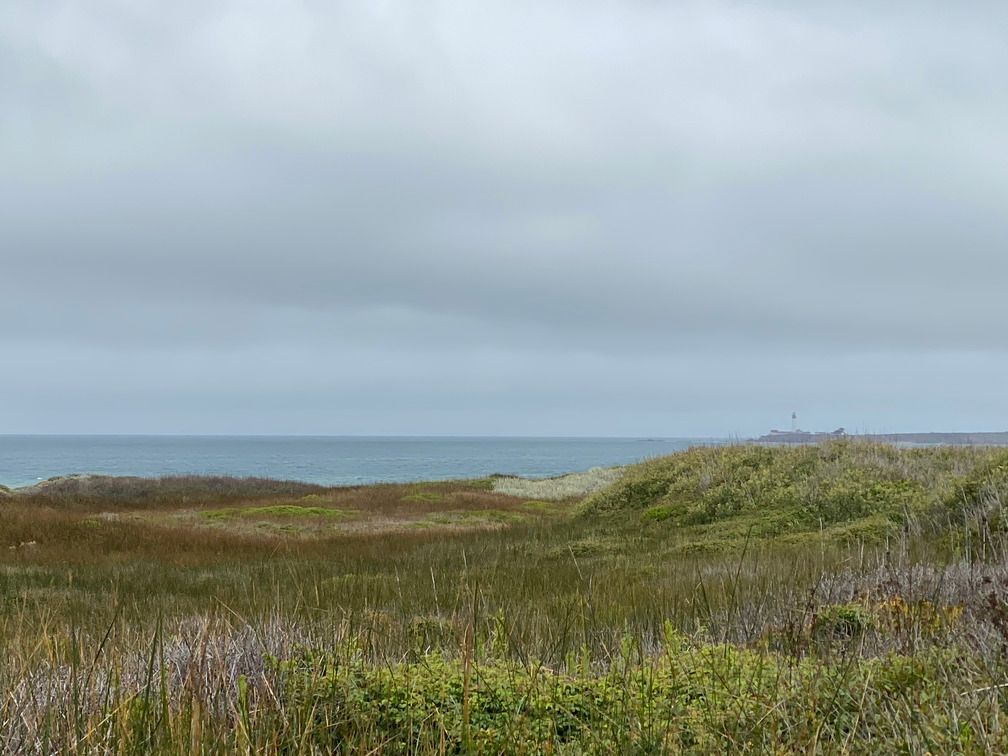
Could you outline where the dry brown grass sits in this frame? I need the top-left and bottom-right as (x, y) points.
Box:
(1, 475), (572, 563)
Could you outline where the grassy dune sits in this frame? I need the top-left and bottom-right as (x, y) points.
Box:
(3, 442), (1008, 751)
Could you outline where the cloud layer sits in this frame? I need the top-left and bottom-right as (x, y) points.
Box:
(3, 1), (1007, 434)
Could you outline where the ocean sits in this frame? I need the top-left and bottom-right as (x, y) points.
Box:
(0, 436), (720, 490)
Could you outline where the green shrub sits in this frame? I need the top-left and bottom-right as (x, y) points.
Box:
(273, 641), (994, 753)
(813, 603), (874, 641)
(946, 449), (1008, 515)
(582, 441), (1001, 547)
(641, 504), (676, 522)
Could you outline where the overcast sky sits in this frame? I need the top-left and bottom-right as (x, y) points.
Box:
(2, 1), (1007, 436)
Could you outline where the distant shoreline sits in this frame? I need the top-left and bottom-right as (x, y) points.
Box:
(753, 431), (1008, 446)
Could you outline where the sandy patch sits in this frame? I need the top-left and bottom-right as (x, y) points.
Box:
(491, 467), (623, 501)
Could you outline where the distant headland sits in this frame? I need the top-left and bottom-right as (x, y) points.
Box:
(753, 427), (1008, 445)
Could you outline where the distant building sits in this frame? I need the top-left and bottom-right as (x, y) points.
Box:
(756, 425), (846, 443)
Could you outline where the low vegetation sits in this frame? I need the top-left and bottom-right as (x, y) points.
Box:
(3, 441), (1008, 752)
(584, 442), (1002, 551)
(490, 466), (623, 501)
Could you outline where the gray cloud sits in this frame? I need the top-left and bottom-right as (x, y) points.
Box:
(2, 1), (1008, 434)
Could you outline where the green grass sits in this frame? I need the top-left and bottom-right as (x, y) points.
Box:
(422, 508), (529, 526)
(3, 441), (1008, 751)
(583, 440), (1005, 550)
(521, 499), (567, 513)
(198, 504), (353, 520)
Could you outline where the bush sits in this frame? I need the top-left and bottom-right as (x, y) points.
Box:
(582, 441), (1001, 546)
(273, 641), (999, 753)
